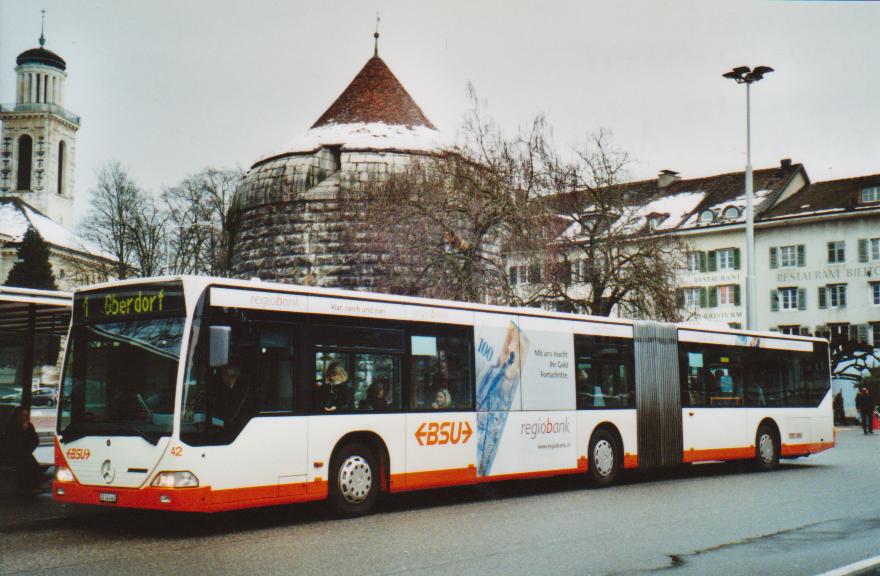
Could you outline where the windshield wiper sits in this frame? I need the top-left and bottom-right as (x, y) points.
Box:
(114, 421), (160, 445)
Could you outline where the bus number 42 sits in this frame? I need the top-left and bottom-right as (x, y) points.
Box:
(415, 421), (473, 446)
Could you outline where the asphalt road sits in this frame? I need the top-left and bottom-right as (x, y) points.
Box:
(1, 428), (878, 576)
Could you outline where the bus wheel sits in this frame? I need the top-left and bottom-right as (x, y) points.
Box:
(329, 442), (379, 516)
(754, 424), (779, 472)
(589, 429), (620, 487)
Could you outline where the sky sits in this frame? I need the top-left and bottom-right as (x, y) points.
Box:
(1, 0), (878, 225)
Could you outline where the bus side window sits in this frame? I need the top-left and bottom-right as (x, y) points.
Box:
(575, 335), (634, 409)
(256, 326), (295, 413)
(408, 332), (473, 410)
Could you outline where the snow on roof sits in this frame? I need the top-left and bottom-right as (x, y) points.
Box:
(633, 191), (706, 231)
(257, 121), (449, 162)
(0, 200), (108, 259)
(681, 189), (773, 227)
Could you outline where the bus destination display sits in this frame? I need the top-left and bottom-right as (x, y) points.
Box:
(73, 282), (185, 323)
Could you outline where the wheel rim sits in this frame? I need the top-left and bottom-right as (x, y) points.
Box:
(338, 455), (373, 504)
(593, 439), (615, 477)
(758, 433), (775, 463)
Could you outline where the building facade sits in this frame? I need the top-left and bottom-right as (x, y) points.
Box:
(0, 34), (110, 290)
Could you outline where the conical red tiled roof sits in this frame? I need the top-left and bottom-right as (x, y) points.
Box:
(312, 56), (435, 129)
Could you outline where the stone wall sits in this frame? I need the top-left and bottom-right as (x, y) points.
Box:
(231, 148), (418, 290)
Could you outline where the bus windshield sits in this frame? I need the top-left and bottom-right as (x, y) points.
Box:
(58, 283), (185, 444)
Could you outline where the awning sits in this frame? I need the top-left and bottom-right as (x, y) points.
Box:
(0, 286), (71, 335)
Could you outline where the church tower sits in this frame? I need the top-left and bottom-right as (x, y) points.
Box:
(0, 23), (79, 227)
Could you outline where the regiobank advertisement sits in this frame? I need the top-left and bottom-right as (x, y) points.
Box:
(474, 314), (578, 477)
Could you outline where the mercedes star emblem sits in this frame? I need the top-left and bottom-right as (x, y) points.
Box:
(101, 460), (115, 484)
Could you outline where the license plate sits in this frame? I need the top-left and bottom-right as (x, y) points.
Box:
(99, 492), (117, 503)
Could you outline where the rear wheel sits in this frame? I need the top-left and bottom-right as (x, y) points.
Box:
(329, 442), (379, 516)
(589, 429), (620, 487)
(754, 424), (779, 472)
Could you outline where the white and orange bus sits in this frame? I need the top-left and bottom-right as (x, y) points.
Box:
(53, 276), (833, 515)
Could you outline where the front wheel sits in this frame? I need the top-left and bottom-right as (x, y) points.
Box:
(754, 424), (779, 472)
(588, 429), (620, 487)
(329, 442), (379, 516)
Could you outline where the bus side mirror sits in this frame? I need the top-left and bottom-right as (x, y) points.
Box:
(209, 326), (231, 368)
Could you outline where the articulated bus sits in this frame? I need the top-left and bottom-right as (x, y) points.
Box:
(53, 276), (833, 515)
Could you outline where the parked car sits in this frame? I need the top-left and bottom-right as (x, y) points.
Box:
(31, 387), (58, 407)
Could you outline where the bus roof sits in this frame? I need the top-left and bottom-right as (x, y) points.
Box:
(73, 275), (826, 344)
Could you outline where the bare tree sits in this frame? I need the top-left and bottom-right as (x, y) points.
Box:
(79, 161), (142, 280)
(339, 89), (556, 304)
(542, 130), (684, 320)
(162, 167), (244, 276)
(129, 196), (168, 277)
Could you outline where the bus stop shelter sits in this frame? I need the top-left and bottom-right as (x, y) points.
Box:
(0, 286), (71, 410)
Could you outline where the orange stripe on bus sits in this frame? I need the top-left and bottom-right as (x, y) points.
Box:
(781, 441), (834, 457)
(53, 478), (329, 513)
(683, 447), (755, 463)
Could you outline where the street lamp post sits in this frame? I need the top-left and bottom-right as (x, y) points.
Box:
(723, 65), (773, 331)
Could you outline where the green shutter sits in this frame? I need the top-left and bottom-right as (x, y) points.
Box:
(708, 286), (718, 308)
(733, 248), (741, 270)
(818, 287), (826, 309)
(676, 289), (684, 308)
(734, 284), (741, 306)
(771, 289), (779, 312)
(699, 251), (707, 273)
(797, 245), (806, 267)
(798, 288), (806, 310)
(708, 251), (717, 272)
(859, 239), (869, 263)
(699, 287), (708, 308)
(840, 285), (847, 308)
(770, 247), (778, 269)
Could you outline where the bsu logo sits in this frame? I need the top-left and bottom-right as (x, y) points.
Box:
(415, 421), (473, 446)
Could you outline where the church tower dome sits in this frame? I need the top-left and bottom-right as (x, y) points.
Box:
(232, 38), (446, 288)
(1, 16), (79, 226)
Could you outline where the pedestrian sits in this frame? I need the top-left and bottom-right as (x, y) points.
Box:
(5, 406), (41, 494)
(833, 391), (845, 426)
(855, 386), (875, 435)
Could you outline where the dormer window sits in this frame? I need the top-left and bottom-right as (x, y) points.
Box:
(698, 209), (715, 223)
(722, 206), (740, 220)
(861, 186), (880, 204)
(645, 212), (668, 231)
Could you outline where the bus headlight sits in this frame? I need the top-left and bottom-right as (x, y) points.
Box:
(151, 471), (199, 488)
(55, 466), (75, 483)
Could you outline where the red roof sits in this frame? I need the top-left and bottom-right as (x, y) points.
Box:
(311, 56), (435, 129)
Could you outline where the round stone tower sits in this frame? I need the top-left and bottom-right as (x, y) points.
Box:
(232, 45), (444, 289)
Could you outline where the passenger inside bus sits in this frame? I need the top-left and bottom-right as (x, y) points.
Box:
(317, 362), (354, 412)
(359, 379), (390, 411)
(432, 388), (452, 409)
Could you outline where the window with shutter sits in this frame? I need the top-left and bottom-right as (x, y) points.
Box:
(770, 289), (779, 312)
(708, 286), (718, 307)
(797, 245), (806, 267)
(818, 287), (827, 309)
(708, 251), (717, 272)
(770, 247), (778, 269)
(858, 239), (869, 263)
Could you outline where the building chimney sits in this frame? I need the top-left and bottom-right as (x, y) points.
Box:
(658, 169), (681, 188)
(780, 158), (792, 169)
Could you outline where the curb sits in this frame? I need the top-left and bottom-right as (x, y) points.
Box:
(817, 555), (880, 576)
